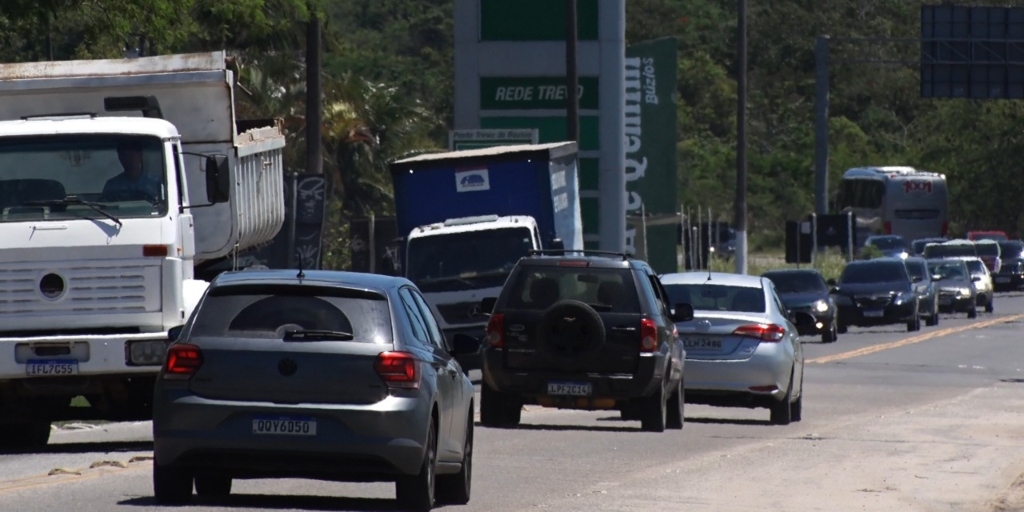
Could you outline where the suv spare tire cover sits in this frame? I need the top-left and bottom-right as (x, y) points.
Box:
(536, 300), (607, 366)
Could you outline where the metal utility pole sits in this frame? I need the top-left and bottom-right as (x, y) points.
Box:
(813, 35), (830, 216)
(565, 0), (580, 142)
(305, 12), (323, 175)
(734, 0), (748, 275)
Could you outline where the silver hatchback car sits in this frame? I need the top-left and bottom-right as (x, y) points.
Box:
(152, 270), (479, 510)
(659, 272), (814, 425)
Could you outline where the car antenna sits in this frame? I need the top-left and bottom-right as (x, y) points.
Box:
(296, 251), (305, 279)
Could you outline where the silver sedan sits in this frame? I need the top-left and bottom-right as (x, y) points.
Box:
(659, 272), (813, 425)
(152, 269), (479, 511)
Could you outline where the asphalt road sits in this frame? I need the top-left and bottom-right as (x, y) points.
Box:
(3, 293), (1024, 511)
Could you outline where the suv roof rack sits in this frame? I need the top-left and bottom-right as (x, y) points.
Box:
(528, 249), (631, 260)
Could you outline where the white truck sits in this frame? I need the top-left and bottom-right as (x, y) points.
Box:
(0, 51), (285, 447)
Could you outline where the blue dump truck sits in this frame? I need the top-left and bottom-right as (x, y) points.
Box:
(387, 142), (584, 369)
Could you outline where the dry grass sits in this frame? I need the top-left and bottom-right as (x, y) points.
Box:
(706, 248), (849, 282)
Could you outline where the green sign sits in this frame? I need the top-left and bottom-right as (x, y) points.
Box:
(480, 0), (599, 41)
(625, 38), (679, 273)
(449, 129), (538, 150)
(480, 77), (600, 111)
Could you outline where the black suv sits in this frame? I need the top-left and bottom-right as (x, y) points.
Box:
(478, 251), (688, 432)
(829, 258), (921, 333)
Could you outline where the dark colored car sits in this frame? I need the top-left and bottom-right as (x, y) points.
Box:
(912, 237), (948, 256)
(761, 269), (838, 343)
(152, 270), (479, 509)
(478, 251), (688, 432)
(997, 241), (1024, 278)
(903, 257), (940, 327)
(927, 259), (978, 318)
(828, 259), (921, 333)
(993, 257), (1024, 291)
(864, 235), (910, 259)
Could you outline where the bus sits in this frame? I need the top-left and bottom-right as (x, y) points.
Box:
(834, 166), (949, 245)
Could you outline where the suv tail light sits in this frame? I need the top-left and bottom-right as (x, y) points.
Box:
(640, 318), (658, 352)
(732, 323), (786, 342)
(374, 352), (419, 390)
(164, 343), (202, 378)
(884, 221), (892, 234)
(486, 313), (505, 348)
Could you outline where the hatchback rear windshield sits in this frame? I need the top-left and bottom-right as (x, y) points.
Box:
(663, 284), (766, 313)
(503, 266), (639, 312)
(190, 284), (393, 342)
(840, 263), (908, 284)
(762, 272), (826, 294)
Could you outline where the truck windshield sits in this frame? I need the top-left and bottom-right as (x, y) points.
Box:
(0, 134), (168, 223)
(407, 227), (534, 290)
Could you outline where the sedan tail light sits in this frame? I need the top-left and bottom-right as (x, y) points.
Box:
(733, 323), (786, 342)
(164, 343), (202, 379)
(374, 351), (419, 390)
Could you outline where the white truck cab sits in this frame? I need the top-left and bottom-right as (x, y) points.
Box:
(0, 52), (285, 448)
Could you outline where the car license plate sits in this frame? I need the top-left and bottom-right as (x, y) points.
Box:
(683, 337), (722, 350)
(547, 381), (592, 396)
(995, 277), (1011, 283)
(862, 309), (884, 318)
(25, 359), (79, 376)
(252, 416), (317, 436)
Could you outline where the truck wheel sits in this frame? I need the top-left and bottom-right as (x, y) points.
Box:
(0, 421), (51, 451)
(639, 382), (666, 433)
(536, 300), (606, 372)
(480, 384), (520, 428)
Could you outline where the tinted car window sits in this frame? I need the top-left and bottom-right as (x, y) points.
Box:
(763, 272), (826, 293)
(663, 284), (766, 313)
(924, 243), (976, 258)
(505, 266), (639, 312)
(928, 261), (967, 280)
(905, 260), (929, 280)
(191, 284), (393, 342)
(965, 260), (985, 275)
(841, 262), (908, 284)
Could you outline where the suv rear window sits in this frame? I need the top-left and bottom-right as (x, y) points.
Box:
(504, 266), (639, 312)
(190, 284), (393, 342)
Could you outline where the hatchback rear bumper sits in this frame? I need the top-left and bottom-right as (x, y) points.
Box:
(153, 394), (430, 479)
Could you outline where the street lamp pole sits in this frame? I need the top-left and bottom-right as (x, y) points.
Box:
(734, 0), (748, 275)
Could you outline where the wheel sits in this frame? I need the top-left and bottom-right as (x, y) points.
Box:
(821, 322), (837, 343)
(0, 421), (51, 451)
(640, 381), (667, 432)
(436, 409), (473, 505)
(194, 475), (232, 497)
(985, 297), (994, 313)
(479, 384), (521, 428)
(906, 315), (920, 332)
(790, 393), (802, 422)
(396, 416), (437, 511)
(153, 463), (193, 504)
(665, 379), (684, 430)
(967, 300), (978, 319)
(770, 371), (794, 426)
(837, 322), (848, 334)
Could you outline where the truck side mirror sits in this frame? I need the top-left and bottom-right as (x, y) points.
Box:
(205, 156), (230, 203)
(550, 238), (564, 250)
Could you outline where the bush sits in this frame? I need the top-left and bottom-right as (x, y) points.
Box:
(706, 247), (847, 282)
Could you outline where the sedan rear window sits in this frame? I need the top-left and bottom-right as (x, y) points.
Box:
(189, 284), (393, 343)
(503, 267), (639, 312)
(663, 284), (766, 313)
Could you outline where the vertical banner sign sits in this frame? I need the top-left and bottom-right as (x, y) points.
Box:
(624, 38), (679, 274)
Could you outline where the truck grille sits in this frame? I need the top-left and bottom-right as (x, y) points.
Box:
(435, 302), (488, 326)
(0, 262), (160, 317)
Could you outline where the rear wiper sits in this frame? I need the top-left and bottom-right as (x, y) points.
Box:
(283, 329), (354, 341)
(22, 196), (122, 227)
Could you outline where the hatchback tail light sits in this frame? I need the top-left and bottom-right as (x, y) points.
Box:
(732, 323), (786, 342)
(164, 343), (202, 378)
(486, 313), (505, 348)
(640, 318), (658, 352)
(374, 352), (419, 390)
